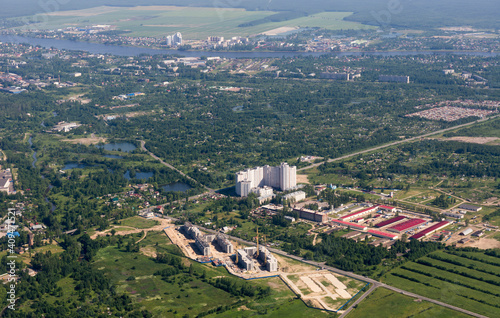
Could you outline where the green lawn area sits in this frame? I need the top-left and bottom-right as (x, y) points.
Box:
(347, 287), (471, 318)
(213, 298), (334, 318)
(93, 245), (238, 317)
(24, 6), (371, 40)
(118, 216), (159, 229)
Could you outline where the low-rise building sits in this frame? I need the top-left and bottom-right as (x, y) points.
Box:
(282, 191), (306, 203)
(458, 204), (482, 212)
(442, 212), (464, 219)
(295, 208), (328, 223)
(379, 75), (410, 83)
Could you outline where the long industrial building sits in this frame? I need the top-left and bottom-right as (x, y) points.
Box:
(387, 218), (427, 233)
(379, 75), (410, 83)
(367, 229), (399, 240)
(339, 205), (379, 221)
(295, 208), (328, 223)
(235, 163), (296, 197)
(331, 219), (367, 231)
(409, 221), (451, 240)
(375, 216), (406, 228)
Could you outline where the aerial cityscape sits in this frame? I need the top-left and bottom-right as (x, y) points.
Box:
(0, 1), (499, 317)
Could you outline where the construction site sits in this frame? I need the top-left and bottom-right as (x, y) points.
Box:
(282, 270), (366, 312)
(164, 223), (280, 278)
(163, 223), (367, 312)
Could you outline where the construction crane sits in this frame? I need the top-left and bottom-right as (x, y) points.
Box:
(261, 234), (268, 264)
(256, 227), (259, 258)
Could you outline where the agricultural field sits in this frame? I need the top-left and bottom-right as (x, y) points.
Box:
(347, 287), (471, 318)
(381, 249), (500, 317)
(21, 6), (371, 39)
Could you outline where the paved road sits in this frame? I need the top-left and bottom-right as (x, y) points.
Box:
(339, 284), (378, 318)
(298, 115), (500, 172)
(140, 140), (213, 192)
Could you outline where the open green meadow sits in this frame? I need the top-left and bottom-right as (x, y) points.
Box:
(117, 216), (159, 229)
(381, 250), (500, 317)
(23, 6), (371, 40)
(347, 287), (471, 318)
(90, 232), (334, 317)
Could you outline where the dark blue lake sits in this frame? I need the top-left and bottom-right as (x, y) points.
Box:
(162, 182), (192, 193)
(124, 170), (154, 181)
(103, 154), (124, 159)
(62, 162), (89, 170)
(98, 142), (136, 152)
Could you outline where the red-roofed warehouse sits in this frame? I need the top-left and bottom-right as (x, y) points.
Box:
(410, 221), (451, 240)
(331, 219), (367, 231)
(387, 218), (427, 233)
(375, 216), (405, 228)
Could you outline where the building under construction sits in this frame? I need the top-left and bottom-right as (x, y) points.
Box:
(236, 245), (278, 272)
(183, 222), (201, 239)
(183, 222), (215, 256)
(258, 246), (278, 272)
(216, 233), (234, 254)
(237, 247), (256, 270)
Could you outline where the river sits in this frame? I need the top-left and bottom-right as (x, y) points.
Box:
(0, 34), (498, 58)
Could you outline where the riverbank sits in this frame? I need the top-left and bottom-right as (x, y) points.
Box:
(1, 34), (498, 58)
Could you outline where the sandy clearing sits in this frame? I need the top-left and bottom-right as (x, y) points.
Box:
(140, 246), (157, 258)
(301, 276), (323, 293)
(446, 136), (499, 144)
(274, 254), (316, 273)
(324, 274), (347, 290)
(61, 137), (107, 145)
(262, 26), (298, 36)
(464, 238), (500, 249)
(297, 174), (310, 184)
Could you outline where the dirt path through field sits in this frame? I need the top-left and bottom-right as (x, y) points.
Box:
(91, 217), (172, 239)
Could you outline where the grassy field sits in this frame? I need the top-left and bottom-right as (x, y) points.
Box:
(381, 250), (500, 317)
(347, 287), (471, 318)
(93, 244), (238, 317)
(22, 6), (372, 40)
(118, 216), (159, 229)
(91, 233), (335, 317)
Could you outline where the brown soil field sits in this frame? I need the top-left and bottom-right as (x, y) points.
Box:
(62, 137), (107, 145)
(297, 174), (310, 184)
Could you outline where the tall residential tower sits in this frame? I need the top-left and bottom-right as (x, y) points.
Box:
(235, 163), (296, 197)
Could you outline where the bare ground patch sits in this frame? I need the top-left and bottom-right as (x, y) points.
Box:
(61, 137), (107, 145)
(445, 136), (500, 144)
(464, 238), (500, 249)
(297, 174), (310, 184)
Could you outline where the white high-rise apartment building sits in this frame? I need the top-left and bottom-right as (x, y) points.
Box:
(166, 33), (183, 46)
(235, 163), (296, 197)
